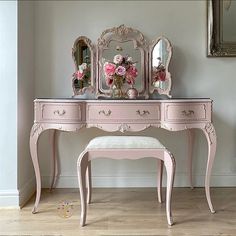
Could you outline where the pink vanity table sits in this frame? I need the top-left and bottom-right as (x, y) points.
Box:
(29, 25), (217, 218)
(30, 98), (216, 214)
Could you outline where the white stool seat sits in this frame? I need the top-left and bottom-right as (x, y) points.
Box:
(77, 135), (175, 226)
(87, 136), (165, 149)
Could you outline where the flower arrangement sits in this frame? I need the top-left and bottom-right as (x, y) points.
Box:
(152, 57), (166, 85)
(103, 54), (138, 94)
(73, 63), (91, 89)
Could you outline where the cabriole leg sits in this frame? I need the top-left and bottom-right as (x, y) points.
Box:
(77, 152), (89, 226)
(164, 151), (176, 226)
(157, 159), (163, 203)
(202, 123), (217, 213)
(86, 161), (92, 204)
(187, 129), (195, 189)
(49, 129), (58, 191)
(30, 124), (44, 213)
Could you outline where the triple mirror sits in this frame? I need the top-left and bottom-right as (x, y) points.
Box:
(71, 25), (172, 98)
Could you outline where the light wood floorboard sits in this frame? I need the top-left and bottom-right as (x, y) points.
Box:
(0, 188), (236, 236)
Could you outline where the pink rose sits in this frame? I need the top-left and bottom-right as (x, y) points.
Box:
(126, 66), (138, 78)
(105, 76), (113, 86)
(104, 62), (116, 76)
(126, 77), (135, 85)
(74, 71), (84, 80)
(157, 70), (166, 81)
(115, 66), (126, 76)
(113, 54), (123, 64)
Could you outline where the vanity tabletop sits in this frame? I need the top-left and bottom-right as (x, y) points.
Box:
(35, 97), (212, 103)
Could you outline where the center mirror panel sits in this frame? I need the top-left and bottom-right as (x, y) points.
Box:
(96, 25), (148, 99)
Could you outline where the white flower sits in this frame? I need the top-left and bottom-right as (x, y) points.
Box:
(127, 56), (133, 62)
(113, 54), (123, 64)
(79, 63), (87, 73)
(81, 63), (87, 70)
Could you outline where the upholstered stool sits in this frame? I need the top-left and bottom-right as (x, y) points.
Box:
(77, 136), (176, 226)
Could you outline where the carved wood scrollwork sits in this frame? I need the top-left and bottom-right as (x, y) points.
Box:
(204, 122), (216, 145)
(118, 124), (130, 133)
(31, 123), (44, 138)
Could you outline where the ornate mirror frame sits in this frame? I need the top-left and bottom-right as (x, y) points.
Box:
(96, 25), (149, 98)
(72, 36), (95, 96)
(207, 0), (236, 57)
(149, 36), (172, 97)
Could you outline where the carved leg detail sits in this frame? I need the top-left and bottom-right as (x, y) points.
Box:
(187, 129), (195, 189)
(49, 130), (57, 191)
(202, 123), (217, 213)
(86, 161), (92, 204)
(30, 124), (44, 213)
(164, 151), (176, 226)
(77, 151), (89, 227)
(157, 159), (163, 203)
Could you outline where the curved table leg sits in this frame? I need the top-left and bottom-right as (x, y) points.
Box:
(201, 123), (217, 213)
(187, 129), (195, 189)
(164, 150), (176, 226)
(86, 161), (92, 204)
(77, 152), (89, 227)
(49, 129), (58, 191)
(157, 159), (163, 203)
(30, 124), (44, 213)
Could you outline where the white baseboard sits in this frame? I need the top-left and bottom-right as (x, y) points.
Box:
(2, 173), (234, 207)
(41, 173), (236, 188)
(0, 189), (19, 207)
(0, 176), (35, 208)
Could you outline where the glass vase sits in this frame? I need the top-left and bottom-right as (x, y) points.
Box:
(111, 84), (123, 99)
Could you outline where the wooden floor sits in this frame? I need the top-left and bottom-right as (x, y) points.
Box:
(0, 188), (236, 236)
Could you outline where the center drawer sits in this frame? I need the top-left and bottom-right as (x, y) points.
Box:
(87, 103), (160, 122)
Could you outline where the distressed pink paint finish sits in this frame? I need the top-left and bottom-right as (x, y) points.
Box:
(77, 147), (176, 226)
(30, 98), (217, 214)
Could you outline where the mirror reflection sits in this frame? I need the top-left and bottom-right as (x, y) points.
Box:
(72, 37), (93, 95)
(97, 25), (147, 99)
(150, 37), (172, 97)
(100, 40), (141, 96)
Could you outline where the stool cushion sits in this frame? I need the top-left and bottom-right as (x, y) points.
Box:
(86, 136), (165, 149)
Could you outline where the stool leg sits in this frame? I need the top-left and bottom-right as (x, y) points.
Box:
(86, 161), (92, 204)
(157, 159), (163, 203)
(164, 151), (176, 226)
(77, 152), (89, 227)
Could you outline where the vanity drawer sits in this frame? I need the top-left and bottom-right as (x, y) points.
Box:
(164, 103), (210, 122)
(37, 103), (82, 122)
(87, 104), (160, 122)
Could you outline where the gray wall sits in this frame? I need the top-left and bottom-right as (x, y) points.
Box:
(18, 0), (35, 206)
(34, 1), (236, 188)
(0, 1), (35, 207)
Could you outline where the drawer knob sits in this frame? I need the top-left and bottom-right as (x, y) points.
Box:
(182, 110), (194, 116)
(136, 110), (150, 116)
(98, 110), (112, 116)
(54, 109), (66, 116)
